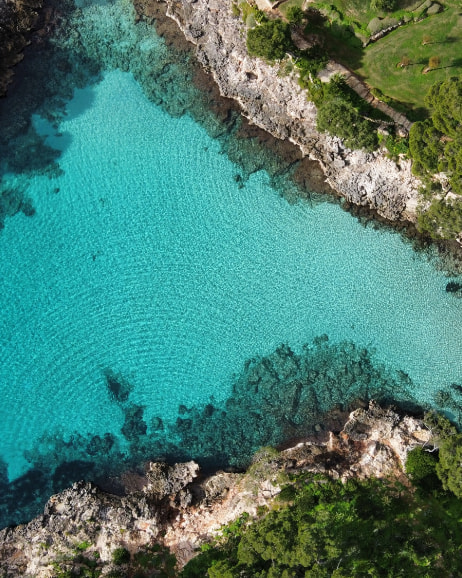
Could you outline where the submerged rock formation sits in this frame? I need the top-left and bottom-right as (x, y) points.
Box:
(0, 0), (44, 96)
(142, 0), (421, 221)
(0, 402), (431, 575)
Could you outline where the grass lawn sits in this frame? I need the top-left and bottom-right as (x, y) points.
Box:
(355, 1), (462, 116)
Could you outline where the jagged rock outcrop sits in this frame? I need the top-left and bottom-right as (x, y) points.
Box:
(0, 403), (432, 574)
(149, 0), (421, 221)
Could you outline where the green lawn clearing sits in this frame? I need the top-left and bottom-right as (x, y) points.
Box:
(357, 1), (462, 116)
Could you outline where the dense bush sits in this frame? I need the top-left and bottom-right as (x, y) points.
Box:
(437, 433), (462, 498)
(410, 77), (462, 197)
(316, 97), (378, 150)
(181, 473), (462, 576)
(246, 20), (293, 61)
(286, 5), (304, 25)
(112, 547), (130, 565)
(405, 446), (440, 492)
(416, 198), (462, 239)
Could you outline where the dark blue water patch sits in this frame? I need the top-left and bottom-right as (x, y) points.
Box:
(0, 336), (437, 529)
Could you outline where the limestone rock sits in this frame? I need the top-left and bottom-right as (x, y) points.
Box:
(0, 405), (431, 574)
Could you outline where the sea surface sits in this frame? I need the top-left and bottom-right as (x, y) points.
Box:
(1, 0), (462, 526)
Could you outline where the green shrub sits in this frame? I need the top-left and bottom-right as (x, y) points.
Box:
(417, 198), (462, 239)
(316, 98), (378, 151)
(181, 475), (462, 576)
(75, 541), (91, 552)
(112, 547), (130, 566)
(437, 433), (462, 498)
(287, 5), (304, 24)
(405, 446), (440, 492)
(246, 19), (293, 61)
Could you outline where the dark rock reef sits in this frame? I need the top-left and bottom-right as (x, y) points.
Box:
(0, 0), (45, 96)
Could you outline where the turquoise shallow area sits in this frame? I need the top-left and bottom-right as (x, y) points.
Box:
(2, 68), (462, 476)
(2, 0), (462, 526)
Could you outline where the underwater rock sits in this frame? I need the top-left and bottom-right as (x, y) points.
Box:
(0, 0), (44, 96)
(104, 369), (133, 404)
(86, 433), (115, 456)
(121, 404), (148, 442)
(0, 337), (423, 528)
(446, 281), (462, 297)
(0, 183), (35, 229)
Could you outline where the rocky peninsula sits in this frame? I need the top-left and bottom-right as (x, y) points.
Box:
(0, 402), (431, 576)
(139, 0), (422, 222)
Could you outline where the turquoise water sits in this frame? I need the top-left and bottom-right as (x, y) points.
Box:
(1, 0), (462, 525)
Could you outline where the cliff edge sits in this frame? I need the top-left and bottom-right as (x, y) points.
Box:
(146, 0), (421, 221)
(0, 402), (431, 576)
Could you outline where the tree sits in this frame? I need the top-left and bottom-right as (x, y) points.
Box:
(286, 6), (304, 25)
(399, 55), (411, 67)
(410, 77), (462, 206)
(437, 433), (462, 497)
(316, 98), (378, 151)
(405, 446), (440, 492)
(246, 20), (293, 61)
(422, 34), (431, 45)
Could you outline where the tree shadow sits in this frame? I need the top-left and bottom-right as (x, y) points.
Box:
(425, 36), (458, 45)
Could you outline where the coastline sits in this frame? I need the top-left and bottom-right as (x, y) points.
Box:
(0, 402), (431, 575)
(141, 0), (422, 223)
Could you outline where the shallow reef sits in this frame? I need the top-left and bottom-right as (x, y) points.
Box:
(0, 335), (434, 529)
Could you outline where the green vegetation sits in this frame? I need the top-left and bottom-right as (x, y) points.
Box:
(246, 19), (293, 61)
(416, 197), (462, 239)
(181, 469), (462, 576)
(241, 0), (462, 233)
(112, 547), (131, 565)
(358, 1), (462, 114)
(437, 433), (462, 498)
(309, 75), (380, 150)
(50, 543), (177, 578)
(286, 5), (304, 24)
(316, 97), (378, 150)
(179, 412), (462, 576)
(275, 0), (462, 114)
(405, 446), (440, 492)
(131, 544), (178, 577)
(407, 76), (462, 237)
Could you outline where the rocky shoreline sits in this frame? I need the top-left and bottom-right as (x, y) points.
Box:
(146, 0), (422, 222)
(0, 402), (431, 576)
